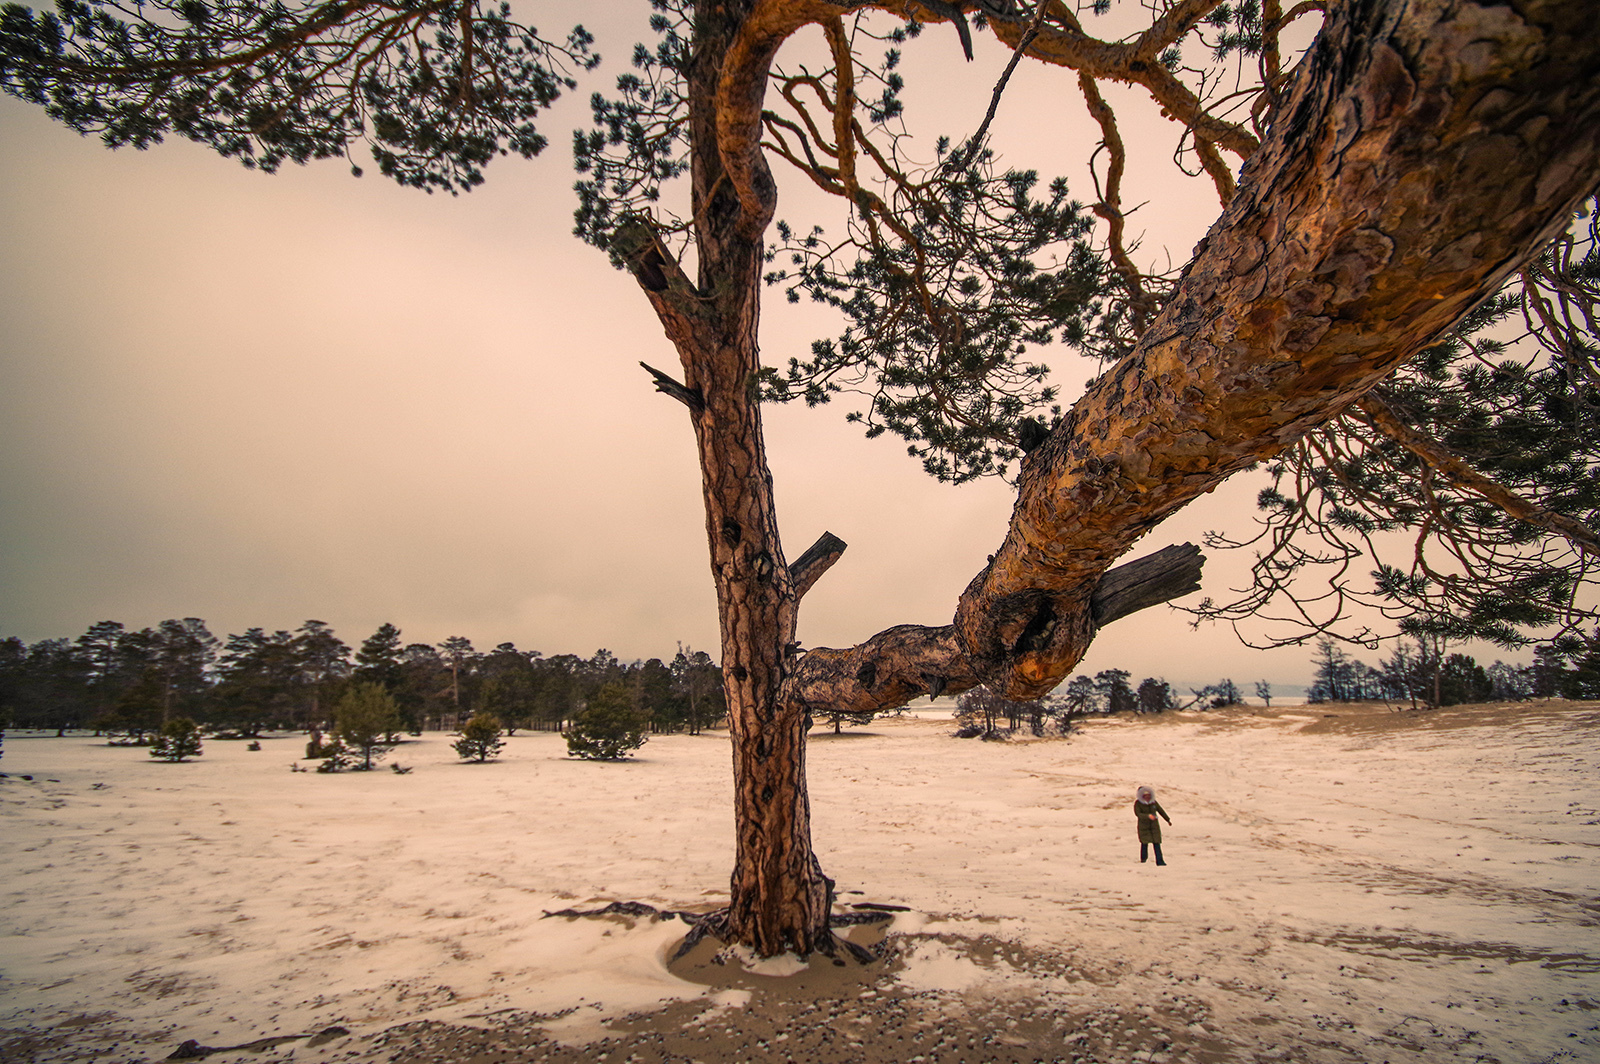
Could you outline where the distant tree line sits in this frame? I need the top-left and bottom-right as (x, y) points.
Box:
(0, 618), (726, 739)
(955, 669), (1252, 739)
(1307, 631), (1600, 709)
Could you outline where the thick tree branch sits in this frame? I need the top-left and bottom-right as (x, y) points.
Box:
(1352, 393), (1600, 557)
(947, 0), (1600, 697)
(1090, 542), (1205, 625)
(1192, 137), (1236, 207)
(1080, 72), (1159, 334)
(976, 1), (1261, 158)
(786, 544), (1206, 714)
(715, 1), (848, 238)
(775, 0), (1600, 710)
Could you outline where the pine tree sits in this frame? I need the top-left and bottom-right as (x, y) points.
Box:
(1095, 670), (1136, 714)
(1062, 675), (1100, 716)
(292, 620), (350, 728)
(6, 0), (1596, 957)
(150, 716), (203, 762)
(1136, 678), (1173, 714)
(565, 682), (647, 761)
(212, 628), (298, 735)
(354, 624), (404, 695)
(334, 682), (401, 770)
(438, 636), (478, 718)
(453, 712), (506, 763)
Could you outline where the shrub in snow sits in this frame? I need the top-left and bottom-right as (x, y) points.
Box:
(565, 683), (648, 761)
(452, 712), (506, 763)
(150, 717), (203, 762)
(314, 737), (358, 773)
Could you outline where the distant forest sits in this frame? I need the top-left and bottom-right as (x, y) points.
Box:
(6, 617), (1596, 743)
(0, 619), (726, 739)
(1303, 634), (1600, 708)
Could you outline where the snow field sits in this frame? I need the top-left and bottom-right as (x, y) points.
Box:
(1, 701), (1596, 1063)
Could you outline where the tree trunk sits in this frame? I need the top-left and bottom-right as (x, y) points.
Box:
(621, 1), (833, 957)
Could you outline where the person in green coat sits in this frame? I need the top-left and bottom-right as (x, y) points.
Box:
(1134, 785), (1172, 866)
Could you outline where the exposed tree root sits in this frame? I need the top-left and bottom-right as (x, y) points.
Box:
(164, 1026), (350, 1059)
(542, 901), (894, 964)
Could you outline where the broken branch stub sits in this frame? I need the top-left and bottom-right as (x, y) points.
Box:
(640, 361), (706, 414)
(1090, 542), (1205, 626)
(790, 531), (847, 600)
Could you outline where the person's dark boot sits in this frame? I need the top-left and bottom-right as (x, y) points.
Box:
(1140, 845), (1149, 863)
(1154, 844), (1167, 866)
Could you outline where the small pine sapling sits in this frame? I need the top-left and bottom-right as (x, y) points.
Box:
(334, 682), (401, 770)
(150, 717), (203, 762)
(452, 712), (506, 763)
(565, 683), (648, 761)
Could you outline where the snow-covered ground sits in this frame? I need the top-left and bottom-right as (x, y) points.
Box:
(2, 701), (1596, 1063)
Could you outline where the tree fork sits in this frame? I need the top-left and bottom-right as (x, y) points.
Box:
(784, 544), (1205, 715)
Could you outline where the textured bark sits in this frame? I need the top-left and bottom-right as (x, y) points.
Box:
(783, 546), (1204, 715)
(774, 0), (1600, 711)
(790, 532), (848, 601)
(627, 0), (835, 958)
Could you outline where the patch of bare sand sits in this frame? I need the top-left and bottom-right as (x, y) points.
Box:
(1288, 698), (1600, 737)
(1137, 698), (1600, 739)
(367, 917), (1245, 1064)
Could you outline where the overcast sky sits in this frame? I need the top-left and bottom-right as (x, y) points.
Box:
(0, 4), (1426, 691)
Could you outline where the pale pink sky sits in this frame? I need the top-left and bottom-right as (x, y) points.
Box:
(0, 5), (1387, 690)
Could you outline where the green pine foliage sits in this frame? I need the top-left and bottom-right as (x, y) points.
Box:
(149, 716), (203, 762)
(6, 0), (1591, 695)
(569, 4), (1105, 484)
(1, 618), (724, 738)
(817, 704), (877, 735)
(1532, 629), (1600, 698)
(1136, 677), (1174, 713)
(313, 736), (358, 773)
(0, 0), (597, 192)
(954, 685), (1057, 736)
(564, 682), (647, 761)
(452, 712), (506, 762)
(334, 681), (400, 770)
(761, 159), (1102, 483)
